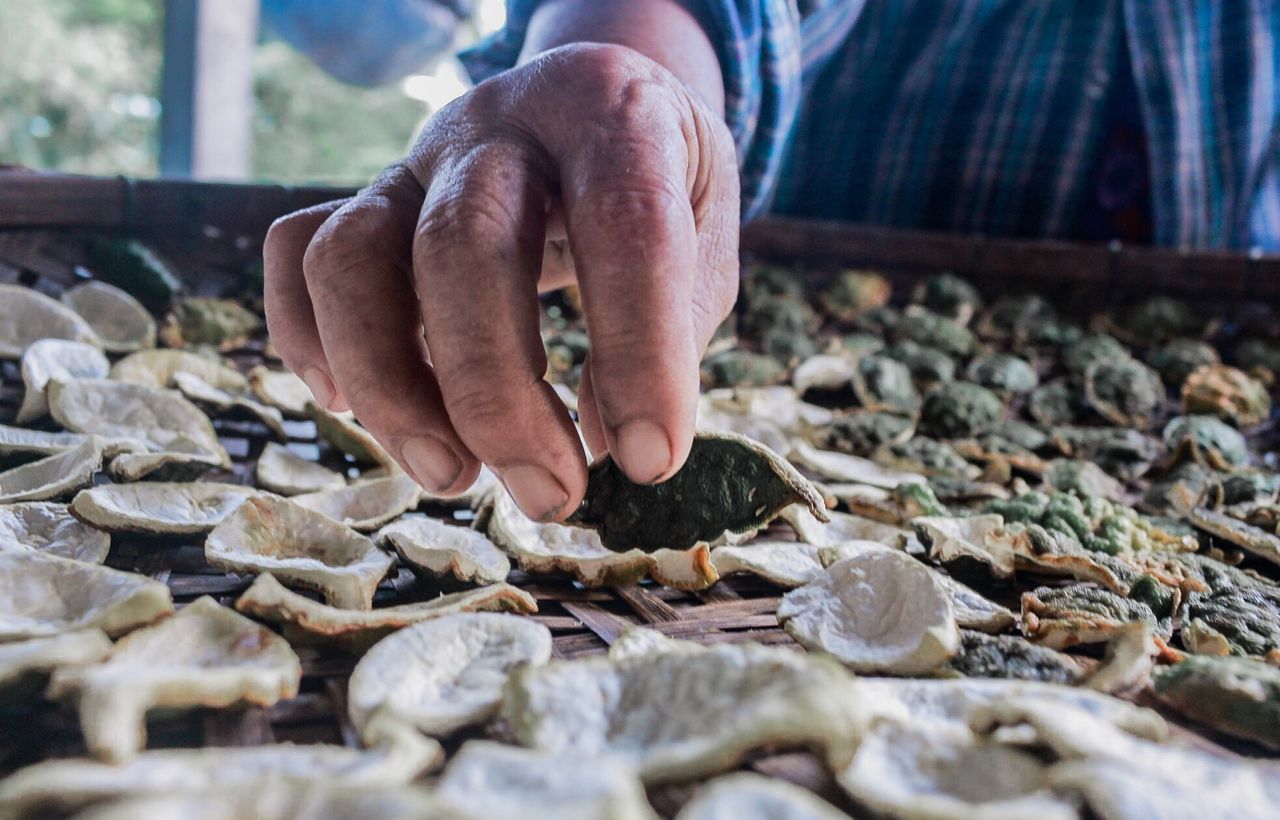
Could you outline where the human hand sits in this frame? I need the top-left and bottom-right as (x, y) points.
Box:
(264, 43), (740, 521)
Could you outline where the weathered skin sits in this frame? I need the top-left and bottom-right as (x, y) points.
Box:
(1153, 655), (1280, 750)
(569, 432), (827, 552)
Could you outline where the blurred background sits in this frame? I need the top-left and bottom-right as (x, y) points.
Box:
(0, 0), (506, 185)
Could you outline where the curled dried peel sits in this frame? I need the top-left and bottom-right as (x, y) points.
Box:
(61, 280), (156, 354)
(171, 372), (288, 442)
(0, 437), (102, 503)
(110, 349), (247, 392)
(234, 572), (536, 651)
(0, 733), (443, 818)
(0, 550), (172, 640)
(837, 719), (1076, 820)
(486, 488), (718, 589)
(65, 784), (455, 820)
(293, 475), (422, 532)
(438, 741), (658, 820)
(205, 496), (394, 610)
(349, 613), (551, 740)
(70, 482), (259, 535)
(569, 432), (827, 552)
(0, 629), (112, 697)
(676, 772), (849, 820)
(248, 365), (312, 416)
(308, 403), (396, 468)
(778, 552), (959, 675)
(255, 442), (345, 495)
(376, 515), (510, 585)
(0, 283), (100, 359)
(48, 596), (302, 762)
(501, 642), (867, 784)
(15, 339), (110, 424)
(709, 540), (825, 588)
(0, 501), (110, 563)
(0, 424), (92, 458)
(1153, 655), (1280, 750)
(47, 379), (229, 468)
(790, 440), (926, 488)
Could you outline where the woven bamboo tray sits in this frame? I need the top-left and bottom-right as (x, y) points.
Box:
(2, 171), (1279, 814)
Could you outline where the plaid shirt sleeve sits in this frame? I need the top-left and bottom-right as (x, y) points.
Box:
(460, 1), (1280, 250)
(458, 0), (818, 220)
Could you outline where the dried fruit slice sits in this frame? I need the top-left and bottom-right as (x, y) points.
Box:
(0, 424), (92, 458)
(1189, 507), (1280, 567)
(792, 353), (857, 395)
(15, 339), (110, 424)
(67, 784), (453, 820)
(160, 297), (261, 350)
(1153, 655), (1280, 750)
(47, 379), (229, 469)
(501, 643), (866, 784)
(292, 475), (421, 532)
(109, 349), (248, 392)
(48, 597), (302, 762)
(1084, 357), (1165, 430)
(709, 540), (825, 587)
(376, 516), (510, 585)
(790, 440), (926, 488)
(782, 505), (916, 550)
(438, 741), (657, 820)
(61, 281), (156, 354)
(0, 501), (110, 563)
(816, 545), (1016, 634)
(0, 629), (112, 696)
(255, 442), (345, 495)
(349, 613), (551, 740)
(205, 496), (394, 610)
(70, 482), (258, 535)
(0, 550), (172, 640)
(0, 732), (442, 818)
(487, 488), (718, 589)
(778, 552), (959, 675)
(838, 720), (1075, 820)
(308, 403), (396, 468)
(569, 432), (827, 552)
(248, 365), (312, 416)
(1021, 584), (1168, 649)
(107, 450), (226, 483)
(915, 514), (1016, 577)
(676, 772), (848, 820)
(0, 438), (102, 503)
(855, 677), (1168, 740)
(0, 283), (100, 359)
(942, 631), (1084, 684)
(607, 626), (707, 661)
(171, 372), (287, 441)
(1180, 585), (1280, 661)
(1084, 621), (1157, 694)
(234, 572), (536, 651)
(1182, 364), (1271, 427)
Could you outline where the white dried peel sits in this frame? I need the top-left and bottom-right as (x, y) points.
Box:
(48, 597), (302, 762)
(205, 495), (394, 610)
(61, 281), (156, 354)
(0, 437), (102, 503)
(255, 442), (345, 495)
(15, 338), (110, 424)
(0, 283), (100, 359)
(377, 515), (510, 585)
(349, 612), (551, 740)
(0, 501), (110, 563)
(70, 482), (258, 535)
(293, 475), (422, 531)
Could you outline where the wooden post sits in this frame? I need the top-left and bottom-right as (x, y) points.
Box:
(160, 0), (259, 180)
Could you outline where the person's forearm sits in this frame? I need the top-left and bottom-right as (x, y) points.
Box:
(519, 0), (725, 115)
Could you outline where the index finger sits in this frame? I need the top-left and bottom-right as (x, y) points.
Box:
(556, 75), (701, 485)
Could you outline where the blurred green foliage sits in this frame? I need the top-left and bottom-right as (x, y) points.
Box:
(0, 0), (429, 184)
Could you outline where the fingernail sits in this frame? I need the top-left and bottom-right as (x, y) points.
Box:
(302, 367), (336, 409)
(501, 464), (569, 521)
(614, 419), (672, 483)
(402, 436), (463, 493)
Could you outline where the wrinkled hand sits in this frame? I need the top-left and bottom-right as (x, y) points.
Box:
(264, 44), (739, 521)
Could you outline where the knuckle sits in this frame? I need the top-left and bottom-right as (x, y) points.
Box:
(440, 374), (519, 434)
(588, 183), (685, 234)
(415, 190), (515, 259)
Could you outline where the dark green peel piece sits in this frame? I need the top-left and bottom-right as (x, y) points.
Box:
(1153, 655), (1280, 750)
(569, 432), (827, 553)
(942, 631), (1082, 684)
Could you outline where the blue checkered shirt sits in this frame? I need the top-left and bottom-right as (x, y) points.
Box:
(462, 0), (1280, 251)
